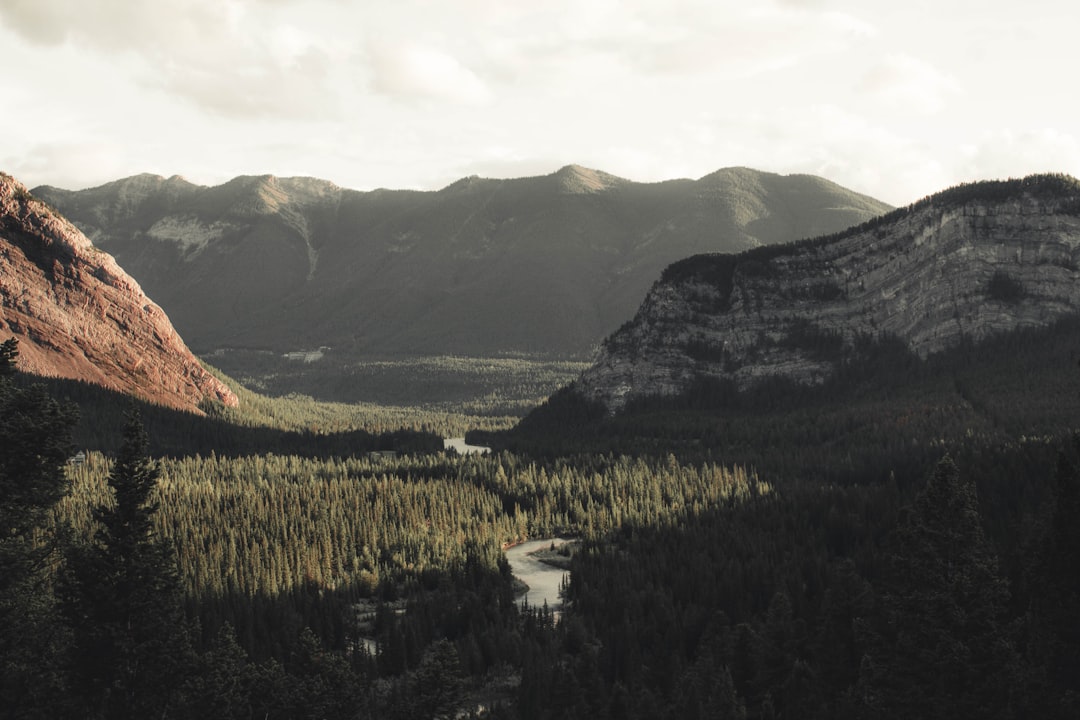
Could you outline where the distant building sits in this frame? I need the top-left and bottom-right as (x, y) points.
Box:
(67, 451), (86, 466)
(366, 450), (398, 461)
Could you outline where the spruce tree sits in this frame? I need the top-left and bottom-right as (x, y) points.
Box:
(1023, 435), (1080, 718)
(858, 456), (1017, 719)
(0, 337), (78, 717)
(61, 409), (194, 718)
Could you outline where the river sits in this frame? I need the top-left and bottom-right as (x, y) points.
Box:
(504, 538), (573, 614)
(444, 437), (491, 455)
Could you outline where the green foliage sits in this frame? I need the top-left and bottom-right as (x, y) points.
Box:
(0, 337), (78, 718)
(57, 448), (761, 664)
(60, 410), (196, 718)
(0, 339), (78, 546)
(497, 318), (1080, 485)
(4, 289), (1080, 717)
(19, 370), (444, 457)
(1022, 435), (1080, 718)
(857, 457), (1017, 719)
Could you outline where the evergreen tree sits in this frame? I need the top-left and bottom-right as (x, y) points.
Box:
(1023, 435), (1080, 718)
(61, 409), (194, 718)
(0, 337), (78, 718)
(279, 627), (367, 720)
(406, 638), (465, 720)
(857, 456), (1017, 719)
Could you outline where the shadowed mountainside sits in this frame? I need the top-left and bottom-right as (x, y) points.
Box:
(34, 166), (891, 360)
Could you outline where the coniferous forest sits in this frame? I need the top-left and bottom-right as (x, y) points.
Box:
(3, 307), (1080, 719)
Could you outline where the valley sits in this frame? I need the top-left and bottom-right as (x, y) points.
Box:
(205, 347), (589, 415)
(3, 171), (1080, 719)
(33, 166), (890, 403)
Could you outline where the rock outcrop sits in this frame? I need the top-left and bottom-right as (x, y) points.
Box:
(577, 175), (1080, 411)
(0, 173), (238, 413)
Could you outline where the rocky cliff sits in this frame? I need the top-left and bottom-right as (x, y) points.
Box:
(0, 173), (238, 413)
(577, 175), (1080, 411)
(34, 166), (890, 359)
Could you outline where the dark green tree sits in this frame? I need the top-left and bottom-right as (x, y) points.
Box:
(61, 409), (194, 719)
(857, 456), (1017, 719)
(405, 638), (465, 720)
(280, 627), (367, 720)
(0, 337), (78, 718)
(184, 623), (294, 720)
(1022, 435), (1080, 718)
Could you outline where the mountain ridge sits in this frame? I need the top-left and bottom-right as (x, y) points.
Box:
(34, 165), (891, 362)
(574, 173), (1080, 411)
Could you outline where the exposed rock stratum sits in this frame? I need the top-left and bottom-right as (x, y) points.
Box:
(0, 173), (238, 413)
(576, 175), (1080, 410)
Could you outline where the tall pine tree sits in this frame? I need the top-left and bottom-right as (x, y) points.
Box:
(0, 337), (78, 718)
(857, 456), (1018, 719)
(61, 409), (194, 718)
(1023, 435), (1080, 718)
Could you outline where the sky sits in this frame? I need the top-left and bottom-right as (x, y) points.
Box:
(0, 0), (1077, 206)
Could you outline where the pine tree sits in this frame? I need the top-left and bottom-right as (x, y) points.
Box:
(1023, 435), (1080, 718)
(0, 337), (78, 717)
(858, 456), (1017, 719)
(61, 409), (194, 718)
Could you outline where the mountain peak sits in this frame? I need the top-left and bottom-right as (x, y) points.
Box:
(34, 166), (891, 361)
(552, 164), (625, 194)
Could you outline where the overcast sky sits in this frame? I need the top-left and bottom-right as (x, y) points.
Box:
(1, 0), (1076, 206)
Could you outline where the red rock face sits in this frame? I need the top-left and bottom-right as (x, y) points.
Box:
(0, 173), (238, 413)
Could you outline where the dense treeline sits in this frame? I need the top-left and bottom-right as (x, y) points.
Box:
(60, 450), (760, 659)
(5, 308), (1080, 718)
(13, 370), (453, 457)
(485, 318), (1080, 484)
(512, 438), (1080, 719)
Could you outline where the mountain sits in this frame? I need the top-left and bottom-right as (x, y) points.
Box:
(33, 166), (891, 360)
(0, 173), (237, 413)
(575, 174), (1080, 411)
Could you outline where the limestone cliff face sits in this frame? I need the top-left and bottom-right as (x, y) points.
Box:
(577, 176), (1080, 411)
(0, 173), (238, 413)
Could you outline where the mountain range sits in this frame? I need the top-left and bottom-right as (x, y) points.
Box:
(33, 166), (891, 361)
(0, 173), (237, 414)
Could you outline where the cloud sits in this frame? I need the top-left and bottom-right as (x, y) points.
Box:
(0, 0), (212, 51)
(366, 41), (491, 105)
(0, 0), (346, 120)
(3, 0), (1075, 208)
(858, 54), (959, 115)
(4, 141), (133, 190)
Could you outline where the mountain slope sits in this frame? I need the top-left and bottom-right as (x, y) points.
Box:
(0, 173), (237, 413)
(34, 166), (891, 359)
(575, 174), (1080, 410)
